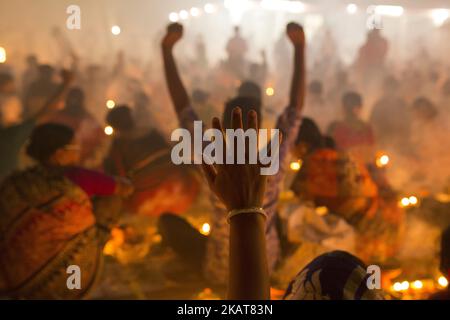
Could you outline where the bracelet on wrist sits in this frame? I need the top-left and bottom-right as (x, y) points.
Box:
(227, 207), (267, 223)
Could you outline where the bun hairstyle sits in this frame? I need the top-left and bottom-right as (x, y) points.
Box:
(26, 123), (74, 164)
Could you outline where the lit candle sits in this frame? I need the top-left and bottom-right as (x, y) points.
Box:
(200, 223), (211, 235)
(0, 47), (6, 63)
(104, 126), (114, 135)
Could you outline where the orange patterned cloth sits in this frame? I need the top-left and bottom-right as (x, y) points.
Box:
(0, 166), (101, 299)
(291, 149), (404, 263)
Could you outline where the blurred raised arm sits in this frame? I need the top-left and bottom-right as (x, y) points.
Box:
(161, 23), (191, 115)
(286, 22), (306, 112)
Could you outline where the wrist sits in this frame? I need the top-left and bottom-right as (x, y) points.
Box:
(228, 207), (267, 223)
(162, 45), (174, 53)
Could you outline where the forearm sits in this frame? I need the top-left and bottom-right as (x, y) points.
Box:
(289, 44), (305, 112)
(228, 213), (270, 300)
(162, 47), (190, 114)
(33, 83), (70, 120)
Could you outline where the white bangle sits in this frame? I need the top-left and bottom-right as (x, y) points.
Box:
(227, 207), (267, 223)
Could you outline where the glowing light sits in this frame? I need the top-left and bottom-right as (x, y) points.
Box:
(399, 197), (410, 208)
(431, 9), (450, 27)
(169, 12), (179, 22)
(316, 206), (329, 216)
(438, 276), (448, 287)
(190, 7), (201, 17)
(401, 281), (410, 290)
(346, 4), (358, 15)
(261, 0), (305, 14)
(200, 223), (211, 235)
(204, 3), (216, 14)
(393, 282), (402, 292)
(371, 5), (404, 17)
(408, 196), (418, 206)
(106, 100), (116, 109)
(224, 0), (252, 24)
(111, 25), (121, 35)
(376, 154), (389, 167)
(290, 160), (302, 171)
(179, 10), (189, 20)
(412, 280), (423, 289)
(104, 126), (114, 135)
(0, 47), (6, 63)
(266, 87), (275, 96)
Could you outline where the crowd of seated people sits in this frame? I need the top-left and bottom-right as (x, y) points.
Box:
(0, 18), (449, 300)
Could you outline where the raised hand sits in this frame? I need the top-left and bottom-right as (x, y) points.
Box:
(162, 23), (184, 50)
(286, 22), (305, 47)
(202, 108), (267, 212)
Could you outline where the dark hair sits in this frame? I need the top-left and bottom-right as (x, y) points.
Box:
(238, 81), (262, 101)
(295, 117), (324, 152)
(26, 123), (74, 163)
(309, 80), (323, 95)
(284, 251), (372, 300)
(38, 65), (54, 79)
(412, 97), (438, 119)
(106, 105), (134, 132)
(65, 87), (86, 116)
(223, 96), (262, 129)
(324, 136), (337, 149)
(0, 73), (13, 89)
(192, 89), (209, 104)
(440, 226), (450, 274)
(342, 92), (362, 111)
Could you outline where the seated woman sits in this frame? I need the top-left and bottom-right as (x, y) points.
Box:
(0, 123), (132, 299)
(104, 105), (200, 216)
(291, 121), (404, 264)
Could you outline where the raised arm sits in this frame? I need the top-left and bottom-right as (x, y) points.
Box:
(161, 23), (190, 115)
(32, 69), (74, 120)
(202, 108), (270, 300)
(287, 22), (306, 112)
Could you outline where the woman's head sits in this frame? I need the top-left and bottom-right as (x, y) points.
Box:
(27, 123), (80, 166)
(106, 105), (135, 133)
(238, 81), (262, 102)
(309, 80), (323, 97)
(284, 251), (383, 300)
(342, 91), (363, 118)
(223, 96), (262, 129)
(38, 64), (54, 82)
(0, 72), (15, 94)
(65, 87), (86, 115)
(293, 117), (324, 158)
(412, 97), (438, 121)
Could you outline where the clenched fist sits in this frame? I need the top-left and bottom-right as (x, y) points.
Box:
(286, 22), (305, 47)
(162, 23), (184, 50)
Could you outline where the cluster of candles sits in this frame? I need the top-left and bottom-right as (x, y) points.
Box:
(399, 196), (419, 208)
(103, 100), (116, 135)
(390, 276), (448, 298)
